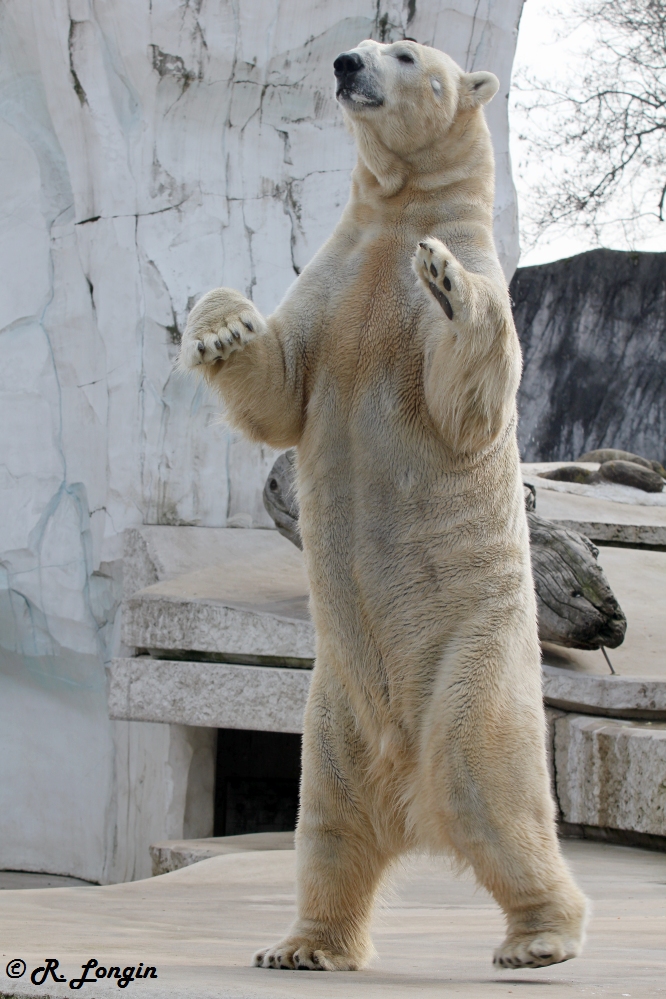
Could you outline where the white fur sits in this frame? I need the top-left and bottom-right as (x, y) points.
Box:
(179, 39), (588, 973)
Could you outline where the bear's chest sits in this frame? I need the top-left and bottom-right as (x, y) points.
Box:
(310, 230), (430, 420)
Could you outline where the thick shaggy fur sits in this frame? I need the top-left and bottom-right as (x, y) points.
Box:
(179, 39), (587, 972)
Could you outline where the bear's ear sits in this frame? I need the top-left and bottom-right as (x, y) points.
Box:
(461, 71), (499, 107)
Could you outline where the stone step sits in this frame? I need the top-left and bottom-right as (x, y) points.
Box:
(121, 528), (666, 678)
(542, 664), (666, 720)
(122, 528), (314, 662)
(548, 709), (666, 844)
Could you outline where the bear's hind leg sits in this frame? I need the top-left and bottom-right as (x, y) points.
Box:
(254, 673), (395, 970)
(253, 815), (391, 970)
(482, 823), (588, 970)
(418, 648), (588, 970)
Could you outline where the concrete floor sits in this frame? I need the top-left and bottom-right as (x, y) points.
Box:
(0, 871), (92, 890)
(0, 840), (664, 999)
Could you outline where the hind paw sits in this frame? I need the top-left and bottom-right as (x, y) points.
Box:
(253, 937), (360, 971)
(493, 930), (582, 970)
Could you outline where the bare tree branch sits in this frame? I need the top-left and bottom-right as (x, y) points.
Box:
(513, 0), (666, 249)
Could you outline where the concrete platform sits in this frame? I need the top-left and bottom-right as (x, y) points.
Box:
(0, 840), (663, 999)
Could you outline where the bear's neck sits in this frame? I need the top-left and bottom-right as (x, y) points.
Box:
(352, 114), (495, 217)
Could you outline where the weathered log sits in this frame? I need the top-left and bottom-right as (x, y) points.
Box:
(598, 460), (664, 492)
(539, 465), (597, 485)
(527, 509), (626, 650)
(264, 452), (627, 651)
(263, 449), (301, 548)
(579, 448), (650, 469)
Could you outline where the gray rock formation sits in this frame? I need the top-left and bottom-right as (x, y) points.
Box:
(263, 452), (627, 651)
(511, 249), (666, 463)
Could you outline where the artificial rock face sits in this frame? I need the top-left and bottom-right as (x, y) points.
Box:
(0, 0), (523, 883)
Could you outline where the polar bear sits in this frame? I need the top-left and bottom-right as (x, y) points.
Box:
(179, 39), (587, 972)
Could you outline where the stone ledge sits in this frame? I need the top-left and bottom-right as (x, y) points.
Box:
(551, 520), (666, 548)
(522, 464), (666, 547)
(108, 658), (312, 733)
(542, 664), (666, 720)
(149, 831), (295, 876)
(123, 592), (315, 660)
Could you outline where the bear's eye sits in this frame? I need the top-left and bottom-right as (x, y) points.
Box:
(397, 53), (415, 64)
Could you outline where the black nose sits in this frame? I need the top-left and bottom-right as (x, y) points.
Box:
(334, 52), (364, 78)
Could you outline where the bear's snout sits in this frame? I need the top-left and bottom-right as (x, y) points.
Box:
(333, 52), (365, 79)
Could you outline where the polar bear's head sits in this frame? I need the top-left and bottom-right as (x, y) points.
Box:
(333, 39), (499, 193)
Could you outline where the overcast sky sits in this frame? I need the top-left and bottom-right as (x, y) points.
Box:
(510, 0), (665, 267)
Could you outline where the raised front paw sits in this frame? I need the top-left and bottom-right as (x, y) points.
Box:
(413, 238), (461, 320)
(253, 937), (361, 972)
(178, 287), (265, 370)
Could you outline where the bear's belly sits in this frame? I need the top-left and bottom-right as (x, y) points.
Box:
(298, 374), (530, 672)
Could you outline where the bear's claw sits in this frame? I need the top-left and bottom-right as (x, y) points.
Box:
(253, 940), (361, 972)
(178, 289), (264, 369)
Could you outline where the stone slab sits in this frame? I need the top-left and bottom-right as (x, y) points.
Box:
(109, 654), (666, 733)
(123, 527), (296, 595)
(108, 659), (311, 733)
(122, 529), (315, 662)
(0, 842), (664, 999)
(543, 665), (666, 720)
(149, 831), (295, 876)
(552, 713), (666, 839)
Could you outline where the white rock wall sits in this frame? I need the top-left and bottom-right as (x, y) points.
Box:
(0, 0), (523, 882)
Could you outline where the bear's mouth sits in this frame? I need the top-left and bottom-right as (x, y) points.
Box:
(335, 83), (384, 108)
